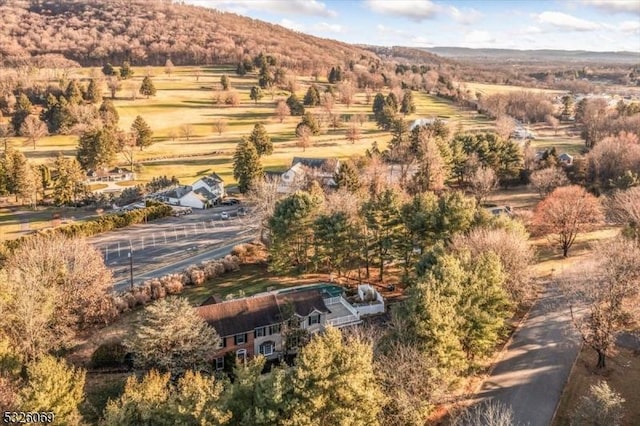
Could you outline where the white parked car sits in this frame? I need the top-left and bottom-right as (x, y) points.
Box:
(220, 211), (229, 220)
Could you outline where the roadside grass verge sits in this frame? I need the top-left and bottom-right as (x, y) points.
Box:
(552, 346), (640, 426)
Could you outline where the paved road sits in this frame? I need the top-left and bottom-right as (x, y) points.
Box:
(475, 287), (582, 426)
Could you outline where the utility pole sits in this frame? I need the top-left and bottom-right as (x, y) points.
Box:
(128, 250), (134, 290)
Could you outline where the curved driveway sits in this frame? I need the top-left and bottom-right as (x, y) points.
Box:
(475, 287), (582, 426)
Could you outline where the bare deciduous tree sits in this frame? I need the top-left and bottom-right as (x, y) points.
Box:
(495, 115), (516, 140)
(533, 185), (603, 257)
(562, 238), (640, 369)
(453, 225), (535, 306)
(607, 186), (640, 241)
(453, 400), (517, 426)
(20, 115), (48, 150)
(0, 235), (114, 360)
(345, 122), (361, 144)
(274, 99), (291, 123)
(468, 167), (498, 206)
(212, 118), (227, 136)
(296, 124), (312, 152)
(529, 167), (569, 198)
(180, 124), (194, 141)
(545, 114), (560, 135)
(338, 81), (355, 108)
(107, 77), (122, 99)
(246, 175), (281, 244)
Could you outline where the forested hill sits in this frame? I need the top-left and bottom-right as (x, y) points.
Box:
(0, 0), (379, 69)
(423, 47), (640, 64)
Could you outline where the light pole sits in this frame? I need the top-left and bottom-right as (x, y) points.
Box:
(128, 250), (134, 290)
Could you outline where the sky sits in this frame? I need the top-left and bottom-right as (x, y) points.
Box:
(184, 0), (640, 52)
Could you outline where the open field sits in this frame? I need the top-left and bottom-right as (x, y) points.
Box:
(0, 204), (98, 241)
(463, 81), (566, 96)
(5, 65), (494, 185)
(553, 346), (640, 426)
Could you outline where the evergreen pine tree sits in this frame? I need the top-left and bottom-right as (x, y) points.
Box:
(76, 127), (118, 170)
(85, 78), (103, 103)
(334, 161), (361, 192)
(233, 137), (263, 194)
(11, 94), (32, 133)
(286, 94), (305, 116)
(400, 90), (416, 115)
(131, 115), (154, 151)
(247, 123), (272, 156)
(139, 76), (157, 98)
(99, 100), (119, 127)
(119, 61), (134, 79)
(20, 355), (85, 425)
(65, 80), (84, 105)
(249, 86), (263, 104)
(303, 85), (321, 106)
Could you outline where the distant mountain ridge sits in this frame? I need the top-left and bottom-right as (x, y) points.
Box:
(422, 47), (640, 64)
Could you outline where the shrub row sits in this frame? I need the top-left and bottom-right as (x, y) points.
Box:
(111, 253), (242, 314)
(1, 202), (173, 254)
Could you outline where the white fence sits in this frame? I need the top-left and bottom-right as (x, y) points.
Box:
(327, 314), (361, 327)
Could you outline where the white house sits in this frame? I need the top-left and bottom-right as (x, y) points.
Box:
(276, 157), (340, 194)
(193, 173), (225, 201)
(409, 117), (447, 131)
(160, 185), (211, 209)
(277, 163), (306, 193)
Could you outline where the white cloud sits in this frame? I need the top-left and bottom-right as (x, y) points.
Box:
(314, 22), (343, 33)
(464, 30), (495, 45)
(376, 24), (407, 36)
(523, 25), (543, 34)
(537, 11), (601, 31)
(619, 20), (640, 33)
(583, 0), (640, 15)
(449, 6), (483, 25)
(197, 0), (337, 17)
(366, 0), (439, 21)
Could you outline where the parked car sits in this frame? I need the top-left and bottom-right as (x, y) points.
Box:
(221, 198), (241, 206)
(237, 207), (247, 216)
(220, 211), (229, 220)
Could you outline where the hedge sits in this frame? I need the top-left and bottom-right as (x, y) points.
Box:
(110, 252), (246, 315)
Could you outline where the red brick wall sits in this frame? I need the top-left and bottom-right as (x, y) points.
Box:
(214, 333), (255, 358)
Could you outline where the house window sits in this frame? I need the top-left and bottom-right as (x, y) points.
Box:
(234, 334), (246, 345)
(269, 324), (281, 335)
(259, 341), (275, 356)
(216, 338), (224, 349)
(236, 349), (247, 364)
(308, 314), (321, 326)
(215, 357), (224, 371)
(255, 327), (266, 338)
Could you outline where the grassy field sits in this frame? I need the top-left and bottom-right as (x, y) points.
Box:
(463, 81), (566, 96)
(5, 65), (494, 186)
(553, 346), (640, 426)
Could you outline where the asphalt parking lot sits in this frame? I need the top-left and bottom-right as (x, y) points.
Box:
(89, 205), (257, 286)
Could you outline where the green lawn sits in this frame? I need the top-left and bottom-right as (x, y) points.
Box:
(182, 263), (288, 306)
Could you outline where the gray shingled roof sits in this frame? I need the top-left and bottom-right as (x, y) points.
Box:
(196, 289), (329, 337)
(163, 185), (192, 199)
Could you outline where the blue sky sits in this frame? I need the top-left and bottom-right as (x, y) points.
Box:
(185, 0), (640, 52)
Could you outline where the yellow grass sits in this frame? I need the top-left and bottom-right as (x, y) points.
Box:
(8, 65), (490, 186)
(553, 346), (640, 426)
(463, 81), (566, 96)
